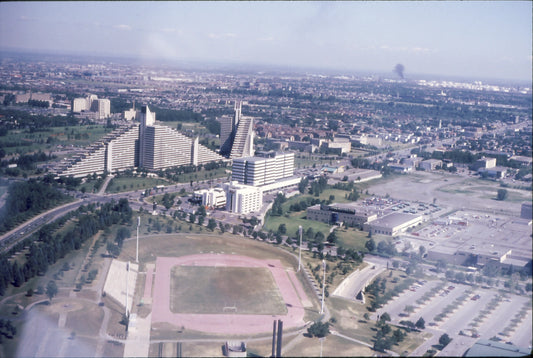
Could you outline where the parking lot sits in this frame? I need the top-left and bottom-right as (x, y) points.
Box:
(373, 279), (532, 354)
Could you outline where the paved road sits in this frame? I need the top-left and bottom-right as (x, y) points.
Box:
(332, 262), (385, 300)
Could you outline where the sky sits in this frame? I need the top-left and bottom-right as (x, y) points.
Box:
(0, 1), (531, 81)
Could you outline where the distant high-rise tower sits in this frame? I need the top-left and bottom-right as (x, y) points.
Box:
(219, 101), (254, 158)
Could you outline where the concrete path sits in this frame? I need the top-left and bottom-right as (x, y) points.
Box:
(123, 313), (152, 358)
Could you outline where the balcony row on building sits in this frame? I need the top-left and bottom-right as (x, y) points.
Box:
(54, 105), (223, 178)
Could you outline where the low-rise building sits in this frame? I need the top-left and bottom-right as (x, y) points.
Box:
(388, 163), (413, 173)
(473, 157), (497, 170)
(419, 159), (442, 171)
(193, 188), (227, 209)
(478, 166), (507, 179)
(364, 212), (423, 236)
(307, 203), (377, 227)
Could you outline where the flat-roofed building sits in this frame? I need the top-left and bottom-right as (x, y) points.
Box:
(194, 188), (227, 209)
(473, 157), (497, 170)
(419, 159), (442, 171)
(478, 166), (507, 179)
(464, 339), (530, 357)
(224, 182), (262, 215)
(307, 203), (377, 227)
(97, 98), (111, 119)
(364, 212), (423, 236)
(232, 152), (294, 187)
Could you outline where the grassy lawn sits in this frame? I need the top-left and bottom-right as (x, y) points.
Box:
(169, 266), (287, 315)
(336, 227), (371, 252)
(294, 153), (342, 170)
(264, 211), (331, 237)
(106, 168), (229, 194)
(106, 176), (170, 193)
(1, 125), (113, 156)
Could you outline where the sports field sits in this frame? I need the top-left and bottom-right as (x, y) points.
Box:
(151, 254), (311, 334)
(169, 266), (287, 315)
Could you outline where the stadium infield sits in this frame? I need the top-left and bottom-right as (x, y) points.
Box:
(151, 254), (310, 334)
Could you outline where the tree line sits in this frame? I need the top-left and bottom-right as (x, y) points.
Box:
(0, 199), (132, 295)
(0, 179), (72, 234)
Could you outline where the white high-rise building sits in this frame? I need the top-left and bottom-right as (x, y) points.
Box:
(232, 152), (294, 186)
(55, 106), (224, 177)
(219, 101), (254, 158)
(224, 182), (263, 214)
(97, 99), (111, 119)
(72, 94), (111, 119)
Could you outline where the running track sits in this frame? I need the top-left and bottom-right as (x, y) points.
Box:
(151, 254), (310, 334)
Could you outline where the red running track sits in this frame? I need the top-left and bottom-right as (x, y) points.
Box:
(151, 254), (310, 334)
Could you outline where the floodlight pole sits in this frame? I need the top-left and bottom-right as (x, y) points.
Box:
(125, 261), (130, 316)
(321, 259), (326, 314)
(297, 226), (302, 272)
(136, 216), (140, 263)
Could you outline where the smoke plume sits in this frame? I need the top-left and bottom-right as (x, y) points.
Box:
(393, 64), (405, 79)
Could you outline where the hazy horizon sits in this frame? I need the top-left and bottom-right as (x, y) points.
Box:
(1, 1), (532, 82)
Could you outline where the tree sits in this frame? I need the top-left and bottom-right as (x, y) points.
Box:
(307, 321), (330, 338)
(327, 230), (338, 244)
(278, 223), (287, 235)
(46, 280), (58, 302)
(365, 238), (376, 252)
(439, 333), (452, 347)
(419, 245), (426, 257)
(380, 312), (391, 323)
(207, 218), (217, 231)
(415, 317), (425, 329)
(496, 189), (508, 201)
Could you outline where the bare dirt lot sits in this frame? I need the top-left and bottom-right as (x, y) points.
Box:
(366, 171), (530, 214)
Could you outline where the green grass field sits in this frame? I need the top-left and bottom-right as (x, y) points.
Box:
(169, 266), (287, 315)
(1, 125), (113, 156)
(106, 176), (169, 193)
(264, 211), (331, 237)
(336, 228), (371, 251)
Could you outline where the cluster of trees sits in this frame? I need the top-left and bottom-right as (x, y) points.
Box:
(0, 108), (79, 130)
(0, 199), (132, 295)
(149, 106), (204, 122)
(399, 317), (425, 332)
(366, 277), (415, 312)
(27, 99), (50, 108)
(288, 197), (322, 213)
(309, 176), (328, 197)
(270, 193), (287, 216)
(365, 238), (397, 256)
(0, 179), (72, 234)
(373, 313), (407, 353)
(147, 160), (227, 183)
(0, 151), (55, 170)
(0, 319), (17, 342)
(298, 177), (309, 194)
(160, 193), (176, 210)
(306, 321), (330, 338)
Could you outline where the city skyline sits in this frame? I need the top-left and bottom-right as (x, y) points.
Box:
(0, 1), (531, 82)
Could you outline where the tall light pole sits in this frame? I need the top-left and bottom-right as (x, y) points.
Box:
(297, 226), (302, 272)
(136, 216), (140, 263)
(321, 259), (326, 314)
(125, 261), (130, 316)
